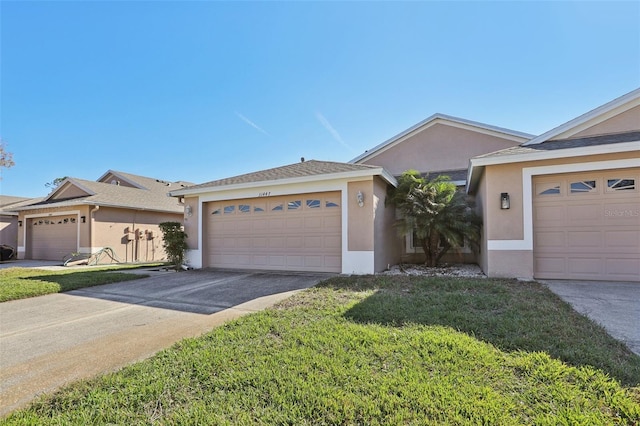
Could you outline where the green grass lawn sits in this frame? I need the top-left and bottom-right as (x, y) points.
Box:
(0, 265), (152, 302)
(3, 275), (639, 425)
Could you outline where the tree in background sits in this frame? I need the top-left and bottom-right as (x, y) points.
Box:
(159, 221), (188, 270)
(0, 141), (15, 180)
(45, 177), (68, 190)
(388, 170), (481, 267)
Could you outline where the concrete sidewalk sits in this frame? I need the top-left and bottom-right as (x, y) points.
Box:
(541, 280), (640, 356)
(0, 270), (327, 416)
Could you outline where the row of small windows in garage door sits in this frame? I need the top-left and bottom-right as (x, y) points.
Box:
(212, 197), (341, 215)
(537, 177), (636, 196)
(32, 217), (77, 226)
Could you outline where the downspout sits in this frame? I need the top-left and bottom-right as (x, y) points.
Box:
(89, 205), (100, 254)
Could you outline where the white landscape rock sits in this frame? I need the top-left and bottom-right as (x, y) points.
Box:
(381, 263), (486, 278)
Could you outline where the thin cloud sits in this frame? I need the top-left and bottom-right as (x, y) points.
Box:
(235, 111), (270, 136)
(316, 112), (355, 153)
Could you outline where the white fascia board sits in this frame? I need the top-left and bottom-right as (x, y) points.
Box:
(467, 140), (640, 193)
(350, 114), (534, 164)
(169, 168), (392, 198)
(524, 88), (640, 146)
(471, 140), (640, 168)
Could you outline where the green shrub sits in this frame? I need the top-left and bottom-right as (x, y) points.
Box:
(159, 221), (187, 270)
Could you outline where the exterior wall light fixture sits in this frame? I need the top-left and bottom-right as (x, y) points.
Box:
(18, 220), (23, 227)
(81, 216), (86, 223)
(500, 193), (510, 210)
(356, 191), (364, 207)
(185, 205), (193, 217)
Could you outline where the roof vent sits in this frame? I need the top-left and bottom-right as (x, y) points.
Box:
(301, 157), (305, 162)
(111, 180), (120, 185)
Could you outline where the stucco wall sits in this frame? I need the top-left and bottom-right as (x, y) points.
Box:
(56, 185), (89, 200)
(571, 105), (640, 138)
(183, 196), (199, 250)
(474, 170), (489, 274)
(347, 180), (374, 251)
(0, 216), (18, 248)
(92, 207), (182, 263)
(373, 177), (402, 271)
(486, 250), (534, 279)
(361, 123), (521, 175)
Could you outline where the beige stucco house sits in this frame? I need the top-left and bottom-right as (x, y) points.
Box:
(467, 88), (640, 282)
(170, 115), (530, 274)
(13, 171), (190, 263)
(350, 113), (532, 264)
(1, 196), (37, 252)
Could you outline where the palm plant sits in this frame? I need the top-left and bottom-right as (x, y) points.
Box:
(388, 170), (480, 267)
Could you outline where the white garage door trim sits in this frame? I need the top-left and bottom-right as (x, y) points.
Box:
(533, 170), (639, 281)
(186, 178), (375, 274)
(204, 192), (342, 272)
(488, 158), (640, 251)
(24, 211), (81, 261)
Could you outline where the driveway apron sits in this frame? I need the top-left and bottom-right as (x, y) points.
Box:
(0, 269), (328, 417)
(541, 280), (640, 356)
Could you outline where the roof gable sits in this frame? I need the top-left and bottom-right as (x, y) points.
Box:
(350, 113), (534, 165)
(523, 88), (640, 146)
(45, 179), (95, 202)
(17, 170), (188, 214)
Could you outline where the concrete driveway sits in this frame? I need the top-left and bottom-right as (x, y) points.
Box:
(0, 269), (330, 416)
(540, 280), (640, 356)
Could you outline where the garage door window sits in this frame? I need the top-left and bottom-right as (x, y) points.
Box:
(570, 180), (597, 194)
(607, 178), (635, 192)
(239, 204), (251, 213)
(271, 203), (284, 211)
(536, 183), (561, 196)
(224, 205), (235, 214)
(306, 199), (320, 209)
(288, 200), (302, 210)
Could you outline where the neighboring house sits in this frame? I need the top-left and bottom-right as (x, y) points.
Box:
(350, 113), (532, 264)
(467, 88), (640, 282)
(13, 170), (191, 263)
(169, 115), (531, 274)
(0, 196), (39, 250)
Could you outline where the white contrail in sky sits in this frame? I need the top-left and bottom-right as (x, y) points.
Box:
(235, 111), (270, 136)
(316, 112), (354, 152)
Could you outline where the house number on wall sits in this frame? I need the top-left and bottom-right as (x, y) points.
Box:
(258, 192), (271, 197)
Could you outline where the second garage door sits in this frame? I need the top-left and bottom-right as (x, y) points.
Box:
(533, 168), (639, 281)
(27, 215), (79, 261)
(204, 191), (342, 272)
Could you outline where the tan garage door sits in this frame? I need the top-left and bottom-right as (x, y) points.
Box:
(204, 192), (342, 272)
(27, 216), (79, 261)
(533, 168), (639, 281)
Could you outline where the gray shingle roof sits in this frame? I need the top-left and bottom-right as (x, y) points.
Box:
(179, 160), (383, 192)
(13, 172), (187, 213)
(0, 196), (42, 215)
(476, 131), (640, 159)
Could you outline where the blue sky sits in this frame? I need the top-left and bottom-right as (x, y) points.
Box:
(1, 1), (639, 198)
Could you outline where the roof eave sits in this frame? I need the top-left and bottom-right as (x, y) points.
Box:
(466, 140), (640, 193)
(524, 88), (640, 146)
(169, 167), (396, 197)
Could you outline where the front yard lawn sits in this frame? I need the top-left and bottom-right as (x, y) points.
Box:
(0, 266), (150, 302)
(3, 276), (639, 424)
